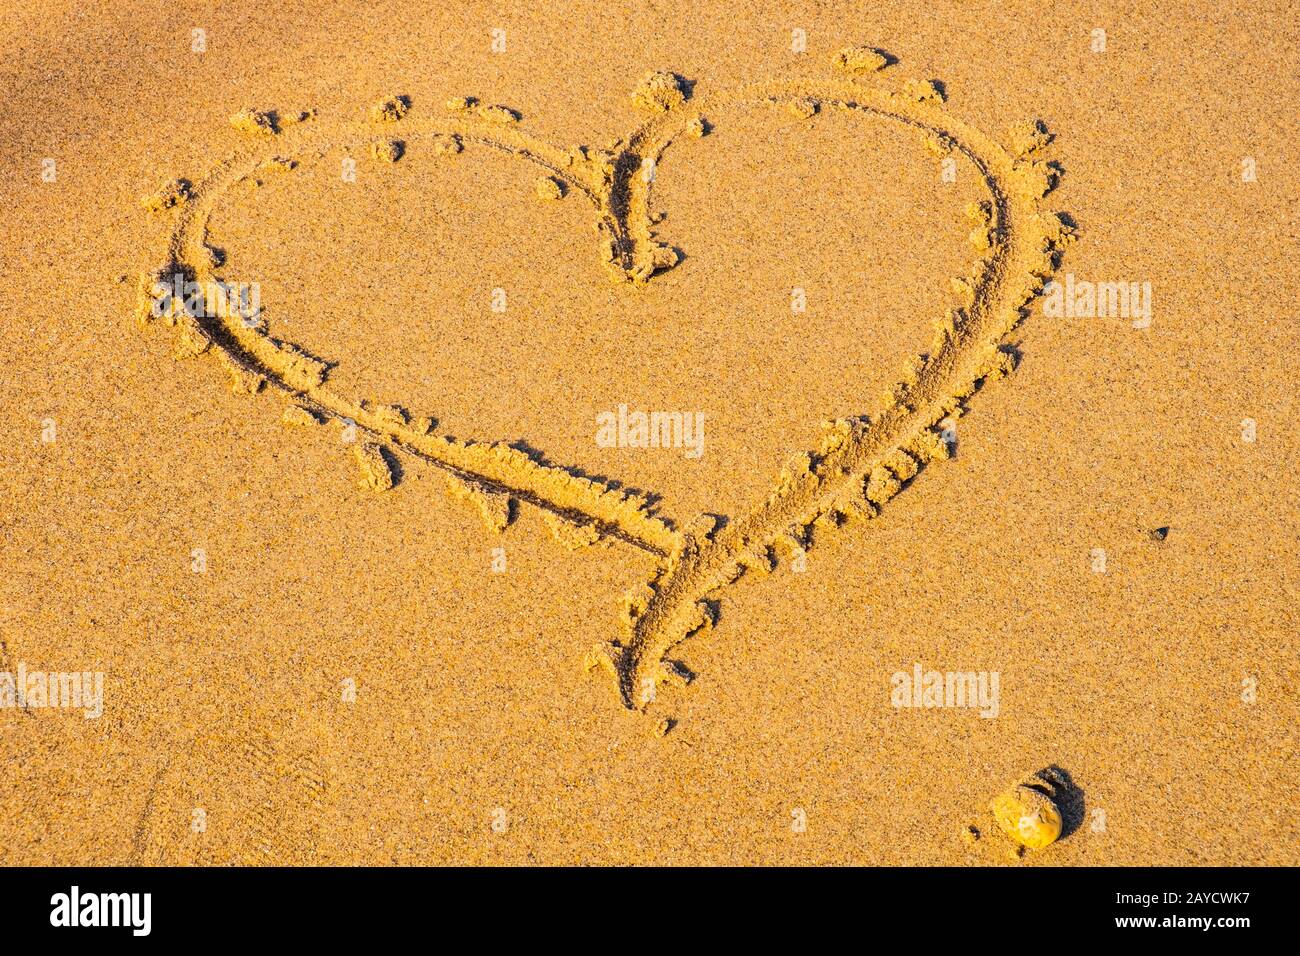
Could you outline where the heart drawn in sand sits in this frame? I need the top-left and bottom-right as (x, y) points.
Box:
(137, 50), (1075, 727)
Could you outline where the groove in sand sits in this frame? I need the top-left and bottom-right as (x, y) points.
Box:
(138, 63), (1073, 721)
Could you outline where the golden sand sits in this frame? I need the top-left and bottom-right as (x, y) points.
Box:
(1, 0), (1295, 865)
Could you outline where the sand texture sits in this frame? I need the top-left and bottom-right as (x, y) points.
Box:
(1, 1), (1296, 865)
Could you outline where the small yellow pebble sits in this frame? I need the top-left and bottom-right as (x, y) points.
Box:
(989, 784), (1063, 850)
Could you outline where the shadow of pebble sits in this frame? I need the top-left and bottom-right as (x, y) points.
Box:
(1034, 765), (1086, 839)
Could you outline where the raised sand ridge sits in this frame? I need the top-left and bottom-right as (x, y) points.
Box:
(137, 49), (1074, 725)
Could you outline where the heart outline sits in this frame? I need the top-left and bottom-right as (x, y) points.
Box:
(138, 59), (1074, 719)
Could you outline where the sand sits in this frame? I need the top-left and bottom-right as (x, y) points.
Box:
(1, 1), (1296, 865)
